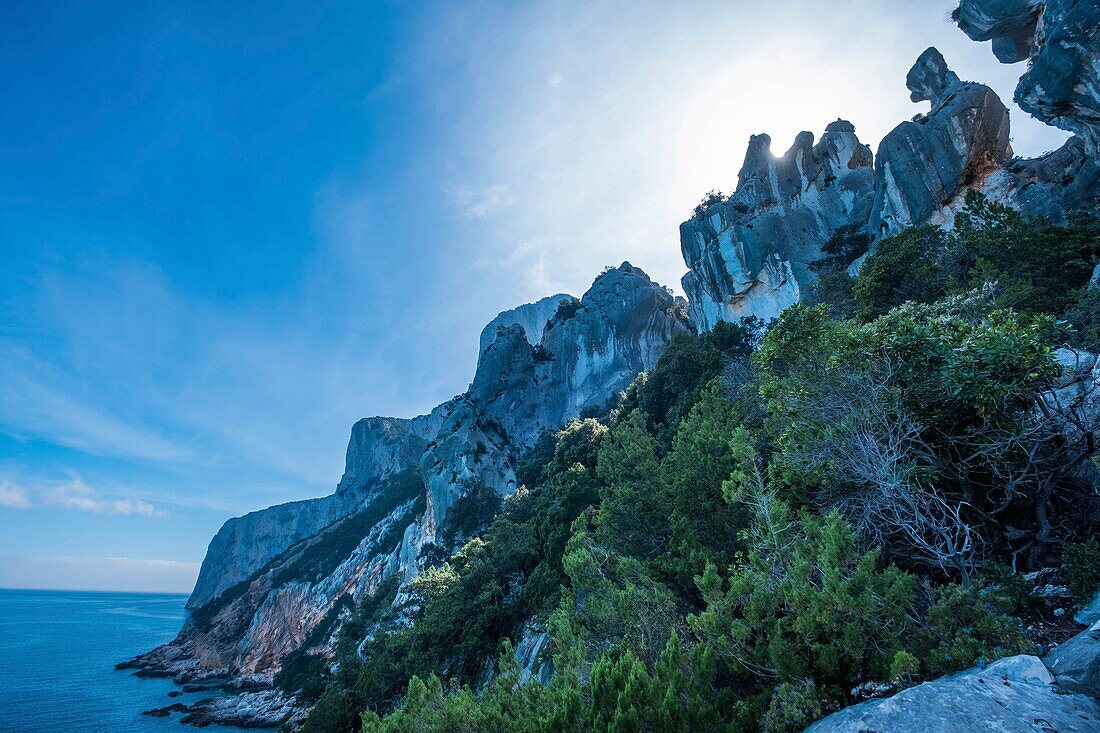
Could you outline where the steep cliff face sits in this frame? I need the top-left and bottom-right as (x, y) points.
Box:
(683, 42), (1098, 332)
(187, 416), (429, 610)
(955, 0), (1100, 152)
(400, 263), (691, 578)
(680, 120), (875, 329)
(478, 293), (575, 353)
(127, 263), (688, 685)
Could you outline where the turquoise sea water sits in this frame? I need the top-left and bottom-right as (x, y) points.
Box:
(0, 588), (240, 732)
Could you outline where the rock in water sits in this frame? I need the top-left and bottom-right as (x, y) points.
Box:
(181, 690), (306, 729)
(955, 0), (1100, 152)
(806, 655), (1100, 732)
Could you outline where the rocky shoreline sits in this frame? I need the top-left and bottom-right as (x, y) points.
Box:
(139, 690), (306, 729)
(119, 656), (306, 729)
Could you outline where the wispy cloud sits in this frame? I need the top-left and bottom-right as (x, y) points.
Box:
(0, 474), (167, 517)
(0, 479), (31, 509)
(0, 345), (190, 463)
(445, 183), (516, 220)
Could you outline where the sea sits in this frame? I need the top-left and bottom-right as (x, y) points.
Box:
(0, 588), (245, 732)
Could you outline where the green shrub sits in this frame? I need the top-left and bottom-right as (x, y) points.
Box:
(921, 584), (1034, 676)
(1065, 539), (1100, 606)
(1064, 286), (1100, 352)
(889, 650), (920, 688)
(762, 680), (824, 733)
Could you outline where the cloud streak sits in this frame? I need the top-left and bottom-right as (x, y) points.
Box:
(0, 474), (167, 517)
(0, 479), (31, 509)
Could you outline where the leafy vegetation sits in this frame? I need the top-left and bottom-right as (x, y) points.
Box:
(286, 194), (1099, 732)
(691, 189), (728, 220)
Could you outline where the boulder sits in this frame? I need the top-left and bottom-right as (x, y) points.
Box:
(180, 689), (306, 729)
(807, 654), (1100, 732)
(1080, 591), (1100, 626)
(1045, 621), (1100, 698)
(869, 48), (1012, 238)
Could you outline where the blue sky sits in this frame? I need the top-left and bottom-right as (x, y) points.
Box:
(0, 0), (1070, 593)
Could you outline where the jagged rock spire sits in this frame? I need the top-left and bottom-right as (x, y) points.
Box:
(906, 47), (962, 105)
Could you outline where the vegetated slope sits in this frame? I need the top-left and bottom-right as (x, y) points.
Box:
(297, 192), (1100, 732)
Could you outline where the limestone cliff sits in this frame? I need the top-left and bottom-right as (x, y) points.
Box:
(128, 3), (1100, 726)
(124, 263), (689, 687)
(871, 47), (1012, 238)
(680, 119), (875, 328)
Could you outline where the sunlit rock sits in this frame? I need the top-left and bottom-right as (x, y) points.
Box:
(680, 119), (875, 330)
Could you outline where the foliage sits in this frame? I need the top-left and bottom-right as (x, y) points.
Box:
(810, 223), (872, 273)
(439, 483), (503, 548)
(761, 680), (823, 733)
(1065, 539), (1100, 606)
(852, 225), (950, 319)
(919, 584), (1034, 675)
(594, 410), (667, 559)
(850, 192), (1099, 321)
(660, 380), (750, 595)
(888, 650), (920, 688)
(691, 189), (727, 220)
(1064, 286), (1100, 352)
(691, 496), (916, 687)
(625, 318), (760, 447)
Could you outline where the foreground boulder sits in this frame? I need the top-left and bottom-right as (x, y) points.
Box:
(1045, 620), (1100, 699)
(807, 654), (1100, 732)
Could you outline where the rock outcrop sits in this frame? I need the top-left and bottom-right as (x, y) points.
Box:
(807, 653), (1100, 732)
(683, 41), (1099, 332)
(478, 293), (575, 354)
(955, 0), (1100, 152)
(181, 690), (307, 729)
(680, 120), (875, 329)
(126, 263), (689, 695)
(870, 47), (1012, 238)
(397, 263), (690, 579)
(188, 416), (430, 609)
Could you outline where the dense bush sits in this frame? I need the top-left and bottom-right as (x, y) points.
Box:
(691, 189), (727, 219)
